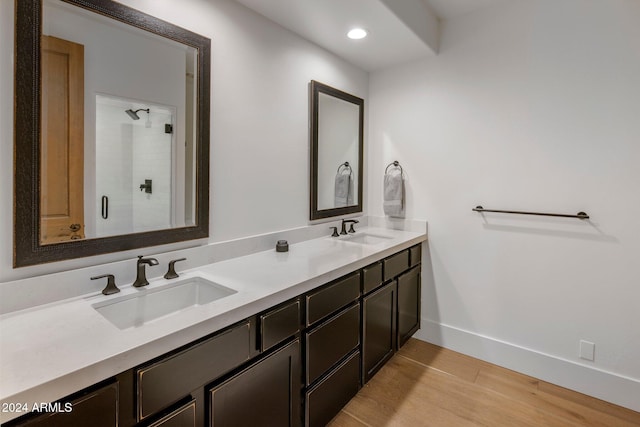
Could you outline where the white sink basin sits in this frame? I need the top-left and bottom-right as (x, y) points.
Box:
(92, 276), (236, 330)
(341, 233), (393, 245)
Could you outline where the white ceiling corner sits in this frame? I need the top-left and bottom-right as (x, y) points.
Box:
(422, 0), (510, 21)
(233, 0), (510, 71)
(233, 0), (438, 72)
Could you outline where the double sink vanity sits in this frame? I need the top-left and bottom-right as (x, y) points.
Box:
(1, 225), (426, 426)
(6, 0), (427, 425)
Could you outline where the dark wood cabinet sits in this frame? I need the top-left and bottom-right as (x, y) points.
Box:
(362, 281), (396, 383)
(361, 244), (422, 385)
(259, 299), (301, 352)
(382, 250), (409, 281)
(6, 382), (118, 427)
(209, 340), (301, 427)
(306, 273), (360, 326)
(305, 351), (360, 427)
(397, 266), (421, 349)
(305, 304), (360, 385)
(7, 245), (422, 427)
(303, 272), (363, 426)
(361, 262), (382, 294)
(136, 319), (254, 421)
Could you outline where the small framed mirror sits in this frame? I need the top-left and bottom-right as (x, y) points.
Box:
(309, 81), (364, 220)
(14, 0), (211, 267)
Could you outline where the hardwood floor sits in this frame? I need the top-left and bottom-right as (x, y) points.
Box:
(329, 339), (640, 427)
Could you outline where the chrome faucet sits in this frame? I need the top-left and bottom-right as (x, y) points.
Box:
(133, 255), (159, 287)
(340, 219), (359, 235)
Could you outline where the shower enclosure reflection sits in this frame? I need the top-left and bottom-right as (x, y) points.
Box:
(93, 95), (194, 239)
(38, 0), (198, 245)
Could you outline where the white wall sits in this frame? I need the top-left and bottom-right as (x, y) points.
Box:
(368, 0), (640, 410)
(0, 0), (368, 281)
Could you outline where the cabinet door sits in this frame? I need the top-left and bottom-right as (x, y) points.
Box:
(10, 382), (118, 427)
(209, 340), (301, 427)
(397, 266), (421, 349)
(362, 281), (396, 383)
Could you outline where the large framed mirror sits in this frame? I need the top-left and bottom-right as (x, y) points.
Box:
(14, 0), (211, 267)
(309, 81), (364, 220)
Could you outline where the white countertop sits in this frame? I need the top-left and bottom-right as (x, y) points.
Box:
(0, 226), (425, 423)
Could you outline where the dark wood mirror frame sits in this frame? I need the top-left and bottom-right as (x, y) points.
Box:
(309, 80), (364, 220)
(14, 0), (211, 267)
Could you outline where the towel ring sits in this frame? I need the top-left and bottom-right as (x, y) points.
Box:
(385, 160), (403, 176)
(337, 162), (353, 176)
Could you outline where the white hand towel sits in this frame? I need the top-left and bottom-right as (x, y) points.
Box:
(383, 172), (405, 217)
(334, 173), (353, 207)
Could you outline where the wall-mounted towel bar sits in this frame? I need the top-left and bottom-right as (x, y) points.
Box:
(472, 206), (589, 220)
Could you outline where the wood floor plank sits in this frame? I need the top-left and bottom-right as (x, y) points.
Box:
(328, 339), (640, 427)
(397, 338), (486, 383)
(475, 367), (639, 427)
(329, 411), (370, 427)
(336, 355), (571, 427)
(539, 381), (640, 425)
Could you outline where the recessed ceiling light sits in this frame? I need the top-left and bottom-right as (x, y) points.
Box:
(347, 28), (368, 40)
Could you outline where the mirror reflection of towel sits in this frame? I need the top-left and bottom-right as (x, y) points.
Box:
(383, 172), (405, 217)
(335, 173), (353, 207)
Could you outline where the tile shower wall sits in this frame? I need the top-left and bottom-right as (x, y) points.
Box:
(94, 101), (173, 238)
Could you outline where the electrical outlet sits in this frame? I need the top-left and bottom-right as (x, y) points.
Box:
(579, 340), (595, 361)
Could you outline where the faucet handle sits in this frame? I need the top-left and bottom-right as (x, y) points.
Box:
(329, 227), (339, 237)
(91, 274), (120, 295)
(348, 220), (359, 233)
(164, 258), (187, 279)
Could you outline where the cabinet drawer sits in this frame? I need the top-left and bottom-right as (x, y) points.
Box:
(383, 250), (409, 281)
(306, 272), (360, 326)
(306, 303), (360, 385)
(260, 299), (300, 352)
(148, 400), (196, 427)
(11, 382), (118, 427)
(305, 351), (360, 427)
(409, 244), (422, 267)
(137, 320), (253, 420)
(362, 262), (383, 294)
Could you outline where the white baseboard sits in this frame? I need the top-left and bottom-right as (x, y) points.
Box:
(414, 318), (640, 413)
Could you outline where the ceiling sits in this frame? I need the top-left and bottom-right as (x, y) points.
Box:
(425, 0), (509, 21)
(233, 0), (508, 72)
